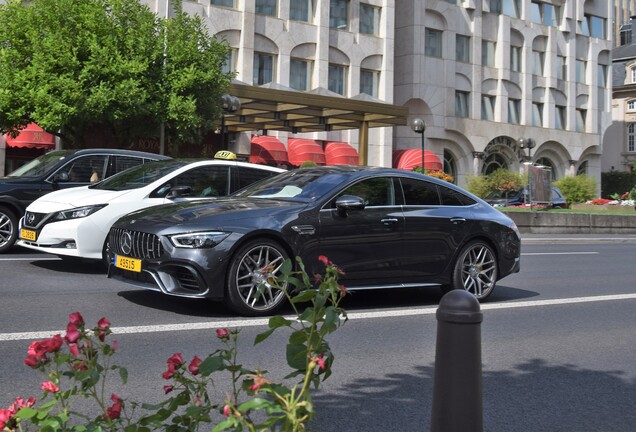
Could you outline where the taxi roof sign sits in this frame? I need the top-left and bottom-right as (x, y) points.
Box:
(214, 150), (237, 160)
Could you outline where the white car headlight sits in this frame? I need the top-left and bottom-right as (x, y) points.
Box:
(53, 204), (108, 221)
(169, 232), (230, 248)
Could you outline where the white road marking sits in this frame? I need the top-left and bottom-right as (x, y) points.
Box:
(2, 293), (636, 342)
(522, 252), (599, 256)
(0, 257), (60, 261)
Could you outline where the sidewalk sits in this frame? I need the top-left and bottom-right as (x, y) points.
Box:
(521, 233), (636, 244)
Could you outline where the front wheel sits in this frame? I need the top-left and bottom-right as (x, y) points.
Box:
(225, 239), (289, 316)
(0, 206), (18, 254)
(445, 240), (498, 301)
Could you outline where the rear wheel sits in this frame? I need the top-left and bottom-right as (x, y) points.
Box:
(0, 206), (18, 254)
(225, 239), (289, 316)
(444, 240), (497, 301)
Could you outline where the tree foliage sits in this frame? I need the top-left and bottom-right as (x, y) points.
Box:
(0, 0), (231, 149)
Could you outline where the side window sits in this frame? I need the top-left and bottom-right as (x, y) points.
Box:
(105, 156), (144, 178)
(63, 156), (108, 183)
(400, 177), (440, 205)
(235, 167), (279, 192)
(171, 166), (230, 197)
(439, 184), (476, 206)
(333, 177), (395, 207)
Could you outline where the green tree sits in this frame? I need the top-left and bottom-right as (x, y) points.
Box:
(488, 168), (523, 193)
(0, 0), (231, 149)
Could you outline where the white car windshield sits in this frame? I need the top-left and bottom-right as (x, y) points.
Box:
(91, 161), (188, 191)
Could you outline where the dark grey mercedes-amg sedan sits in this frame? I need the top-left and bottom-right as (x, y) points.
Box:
(107, 166), (521, 316)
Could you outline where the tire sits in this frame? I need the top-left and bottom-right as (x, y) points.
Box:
(0, 206), (18, 254)
(446, 240), (498, 301)
(225, 239), (289, 316)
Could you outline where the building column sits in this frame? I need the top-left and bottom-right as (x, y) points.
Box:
(0, 136), (6, 176)
(472, 151), (484, 176)
(568, 160), (577, 176)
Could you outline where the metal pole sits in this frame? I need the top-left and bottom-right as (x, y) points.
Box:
(421, 133), (425, 172)
(431, 290), (483, 432)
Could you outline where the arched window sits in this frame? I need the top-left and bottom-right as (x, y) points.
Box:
(535, 157), (556, 180)
(482, 153), (508, 175)
(577, 160), (588, 175)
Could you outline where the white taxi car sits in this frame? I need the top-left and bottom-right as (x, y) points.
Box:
(18, 154), (284, 261)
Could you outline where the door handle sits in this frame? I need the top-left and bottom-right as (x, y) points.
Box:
(450, 217), (466, 224)
(381, 218), (399, 225)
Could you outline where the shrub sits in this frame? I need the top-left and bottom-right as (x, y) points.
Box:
(553, 175), (596, 204)
(464, 174), (492, 198)
(412, 167), (455, 183)
(487, 168), (524, 193)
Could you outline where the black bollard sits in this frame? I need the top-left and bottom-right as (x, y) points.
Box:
(430, 289), (483, 432)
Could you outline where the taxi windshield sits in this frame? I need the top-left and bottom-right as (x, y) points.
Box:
(91, 161), (188, 191)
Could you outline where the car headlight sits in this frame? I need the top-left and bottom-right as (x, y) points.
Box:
(169, 232), (230, 248)
(53, 204), (108, 221)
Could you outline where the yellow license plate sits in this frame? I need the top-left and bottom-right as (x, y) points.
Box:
(115, 255), (142, 273)
(20, 229), (37, 241)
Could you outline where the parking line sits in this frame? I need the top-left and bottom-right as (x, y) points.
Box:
(1, 293), (636, 342)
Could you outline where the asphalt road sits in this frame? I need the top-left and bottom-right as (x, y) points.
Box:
(1, 239), (635, 431)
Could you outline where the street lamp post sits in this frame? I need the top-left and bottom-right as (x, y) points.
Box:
(518, 138), (536, 207)
(220, 94), (241, 150)
(411, 118), (426, 172)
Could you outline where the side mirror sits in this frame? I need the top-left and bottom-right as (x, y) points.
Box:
(166, 185), (192, 199)
(335, 195), (365, 217)
(52, 172), (69, 183)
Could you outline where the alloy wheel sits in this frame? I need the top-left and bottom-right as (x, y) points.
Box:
(234, 244), (287, 312)
(457, 243), (497, 300)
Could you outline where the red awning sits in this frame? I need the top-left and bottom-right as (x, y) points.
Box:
(393, 149), (443, 171)
(324, 141), (359, 166)
(287, 138), (326, 166)
(5, 123), (55, 149)
(250, 136), (289, 165)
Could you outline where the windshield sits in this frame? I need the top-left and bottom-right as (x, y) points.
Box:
(7, 150), (74, 178)
(233, 168), (349, 202)
(91, 160), (188, 191)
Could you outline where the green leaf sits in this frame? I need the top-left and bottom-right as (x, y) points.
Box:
(269, 315), (293, 328)
(15, 407), (37, 419)
(212, 418), (238, 432)
(117, 365), (129, 384)
(254, 328), (275, 345)
(238, 397), (272, 412)
(291, 290), (315, 304)
(286, 343), (308, 370)
(198, 354), (225, 375)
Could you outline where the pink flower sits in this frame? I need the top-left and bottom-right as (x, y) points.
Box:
(105, 402), (122, 420)
(47, 334), (63, 352)
(162, 363), (176, 380)
(247, 372), (271, 392)
(113, 340), (118, 351)
(188, 356), (202, 376)
(65, 323), (81, 344)
(68, 312), (84, 326)
(216, 328), (229, 340)
(312, 354), (326, 369)
(68, 343), (80, 358)
(339, 284), (347, 296)
(163, 385), (173, 394)
(318, 255), (330, 265)
(0, 409), (11, 430)
(97, 317), (111, 329)
(194, 394), (202, 407)
(27, 340), (49, 358)
(103, 394), (123, 420)
(40, 381), (59, 393)
(24, 354), (42, 369)
(223, 404), (231, 417)
(167, 353), (185, 366)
